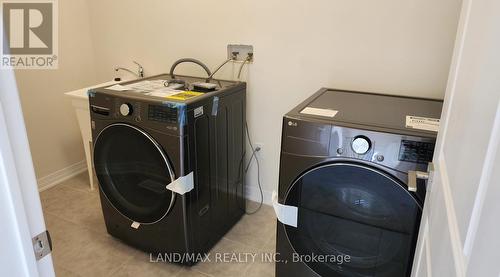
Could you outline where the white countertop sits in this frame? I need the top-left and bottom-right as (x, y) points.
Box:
(64, 80), (121, 100)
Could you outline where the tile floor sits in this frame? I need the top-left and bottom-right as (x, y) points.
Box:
(40, 173), (276, 277)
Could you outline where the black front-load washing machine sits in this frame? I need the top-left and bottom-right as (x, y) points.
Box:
(275, 88), (443, 277)
(89, 74), (246, 264)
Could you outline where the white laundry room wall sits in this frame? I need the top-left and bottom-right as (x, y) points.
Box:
(13, 0), (98, 188)
(86, 0), (461, 203)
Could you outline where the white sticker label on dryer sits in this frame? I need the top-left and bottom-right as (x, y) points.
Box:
(300, 107), (338, 118)
(406, 116), (440, 132)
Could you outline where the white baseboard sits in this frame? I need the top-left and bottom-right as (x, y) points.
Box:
(245, 185), (273, 205)
(38, 160), (87, 192)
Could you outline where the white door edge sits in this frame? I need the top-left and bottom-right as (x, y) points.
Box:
(463, 101), (500, 257)
(0, 59), (55, 275)
(0, 104), (40, 276)
(435, 0), (473, 152)
(437, 155), (466, 276)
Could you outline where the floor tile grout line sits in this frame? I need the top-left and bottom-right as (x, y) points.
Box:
(198, 269), (215, 277)
(190, 269), (215, 277)
(40, 186), (98, 208)
(58, 182), (96, 195)
(44, 174), (97, 196)
(220, 237), (266, 252)
(168, 266), (214, 277)
(222, 235), (276, 253)
(43, 210), (107, 240)
(105, 256), (136, 277)
(55, 262), (85, 277)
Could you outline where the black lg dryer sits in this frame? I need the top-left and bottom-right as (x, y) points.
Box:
(275, 88), (443, 277)
(89, 74), (246, 264)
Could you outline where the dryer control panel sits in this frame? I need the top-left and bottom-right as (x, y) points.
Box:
(398, 140), (435, 164)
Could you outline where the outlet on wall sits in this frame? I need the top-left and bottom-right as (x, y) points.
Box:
(253, 142), (263, 153)
(227, 44), (254, 62)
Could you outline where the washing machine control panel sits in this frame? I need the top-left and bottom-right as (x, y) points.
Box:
(148, 104), (178, 123)
(351, 136), (371, 155)
(119, 103), (133, 116)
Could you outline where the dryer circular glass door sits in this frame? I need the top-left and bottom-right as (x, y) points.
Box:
(93, 123), (175, 224)
(284, 163), (422, 277)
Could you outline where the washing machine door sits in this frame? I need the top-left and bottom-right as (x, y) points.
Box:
(93, 123), (176, 224)
(284, 162), (422, 277)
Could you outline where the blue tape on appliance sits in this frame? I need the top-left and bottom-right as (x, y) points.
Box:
(161, 101), (187, 126)
(87, 89), (96, 98)
(177, 104), (187, 126)
(212, 96), (219, 116)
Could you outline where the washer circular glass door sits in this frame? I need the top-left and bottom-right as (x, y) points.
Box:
(284, 163), (422, 277)
(93, 123), (175, 224)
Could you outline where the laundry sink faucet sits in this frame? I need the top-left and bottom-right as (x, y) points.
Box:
(114, 61), (144, 78)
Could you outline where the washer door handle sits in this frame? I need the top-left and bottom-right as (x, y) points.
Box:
(408, 162), (434, 192)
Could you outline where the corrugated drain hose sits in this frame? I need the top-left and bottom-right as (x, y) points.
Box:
(169, 58), (212, 81)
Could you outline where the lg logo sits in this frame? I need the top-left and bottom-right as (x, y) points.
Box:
(1, 0), (58, 69)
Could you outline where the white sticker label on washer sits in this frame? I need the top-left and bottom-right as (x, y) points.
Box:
(166, 172), (194, 195)
(194, 106), (204, 118)
(272, 191), (298, 228)
(131, 221), (140, 229)
(406, 116), (440, 132)
(300, 107), (338, 118)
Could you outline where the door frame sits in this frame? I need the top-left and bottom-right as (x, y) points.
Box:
(0, 64), (55, 275)
(411, 0), (471, 274)
(412, 0), (500, 275)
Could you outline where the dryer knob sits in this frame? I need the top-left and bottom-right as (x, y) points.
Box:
(352, 136), (371, 155)
(120, 103), (132, 116)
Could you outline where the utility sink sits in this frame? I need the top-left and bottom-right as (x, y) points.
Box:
(64, 80), (127, 190)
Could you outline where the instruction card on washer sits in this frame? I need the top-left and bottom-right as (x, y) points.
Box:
(300, 107), (338, 117)
(166, 172), (194, 195)
(405, 115), (440, 132)
(272, 191), (298, 227)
